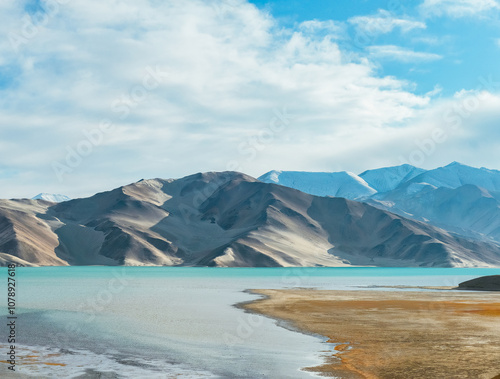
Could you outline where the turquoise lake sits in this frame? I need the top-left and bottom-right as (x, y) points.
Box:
(1, 267), (499, 378)
(9, 266), (500, 279)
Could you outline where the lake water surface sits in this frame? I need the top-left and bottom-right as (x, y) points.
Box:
(1, 267), (499, 378)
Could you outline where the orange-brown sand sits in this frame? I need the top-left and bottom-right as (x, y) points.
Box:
(243, 290), (500, 379)
(0, 347), (66, 372)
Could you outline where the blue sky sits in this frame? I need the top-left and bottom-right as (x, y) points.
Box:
(1, 0), (500, 198)
(249, 0), (500, 96)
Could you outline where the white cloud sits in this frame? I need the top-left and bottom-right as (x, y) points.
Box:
(349, 10), (426, 36)
(411, 36), (448, 46)
(425, 84), (443, 97)
(298, 20), (342, 36)
(368, 45), (443, 62)
(0, 0), (498, 199)
(420, 0), (500, 18)
(392, 89), (500, 170)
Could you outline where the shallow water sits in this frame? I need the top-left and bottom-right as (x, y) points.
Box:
(1, 267), (499, 378)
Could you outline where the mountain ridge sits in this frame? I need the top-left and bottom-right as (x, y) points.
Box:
(2, 170), (500, 267)
(259, 162), (500, 248)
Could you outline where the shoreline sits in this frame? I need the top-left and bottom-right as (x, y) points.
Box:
(242, 289), (500, 378)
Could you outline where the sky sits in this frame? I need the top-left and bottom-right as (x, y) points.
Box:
(1, 0), (500, 198)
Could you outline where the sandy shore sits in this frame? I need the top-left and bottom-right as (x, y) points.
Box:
(243, 289), (500, 379)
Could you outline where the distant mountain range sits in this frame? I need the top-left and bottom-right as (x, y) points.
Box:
(2, 166), (500, 267)
(32, 193), (71, 203)
(258, 170), (377, 199)
(259, 162), (500, 247)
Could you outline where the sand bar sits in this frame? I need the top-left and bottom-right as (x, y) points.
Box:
(243, 289), (500, 378)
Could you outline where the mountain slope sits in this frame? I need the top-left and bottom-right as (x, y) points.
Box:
(1, 171), (500, 267)
(370, 184), (500, 243)
(258, 170), (376, 200)
(259, 163), (500, 247)
(366, 163), (500, 244)
(0, 200), (67, 266)
(406, 162), (500, 193)
(359, 164), (426, 193)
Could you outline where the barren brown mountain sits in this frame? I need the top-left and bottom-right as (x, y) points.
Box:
(2, 172), (500, 267)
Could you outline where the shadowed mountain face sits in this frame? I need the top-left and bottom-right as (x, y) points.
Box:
(368, 184), (500, 243)
(2, 171), (500, 267)
(366, 163), (500, 245)
(260, 163), (500, 247)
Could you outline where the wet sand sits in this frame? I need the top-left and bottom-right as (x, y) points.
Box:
(243, 289), (500, 379)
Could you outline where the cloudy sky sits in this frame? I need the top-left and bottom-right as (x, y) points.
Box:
(1, 0), (500, 198)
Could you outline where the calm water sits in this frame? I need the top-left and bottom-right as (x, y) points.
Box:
(1, 267), (499, 378)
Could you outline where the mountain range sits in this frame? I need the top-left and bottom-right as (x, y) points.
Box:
(2, 165), (500, 267)
(260, 162), (500, 247)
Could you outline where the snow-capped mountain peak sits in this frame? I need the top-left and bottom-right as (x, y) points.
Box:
(407, 162), (500, 193)
(359, 164), (427, 193)
(258, 170), (376, 199)
(32, 193), (71, 203)
(259, 170), (282, 183)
